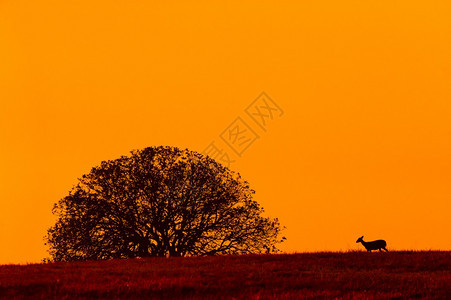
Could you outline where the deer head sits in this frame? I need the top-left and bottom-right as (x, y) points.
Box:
(356, 236), (364, 243)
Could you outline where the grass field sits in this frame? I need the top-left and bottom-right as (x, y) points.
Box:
(0, 251), (449, 299)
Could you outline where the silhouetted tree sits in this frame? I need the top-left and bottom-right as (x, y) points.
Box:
(45, 146), (285, 261)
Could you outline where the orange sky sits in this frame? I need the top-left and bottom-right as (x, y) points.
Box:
(1, 0), (450, 264)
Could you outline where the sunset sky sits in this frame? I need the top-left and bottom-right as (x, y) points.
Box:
(1, 1), (450, 264)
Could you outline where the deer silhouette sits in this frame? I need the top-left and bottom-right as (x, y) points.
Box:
(356, 236), (388, 252)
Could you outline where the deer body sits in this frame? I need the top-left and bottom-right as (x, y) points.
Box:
(356, 236), (388, 252)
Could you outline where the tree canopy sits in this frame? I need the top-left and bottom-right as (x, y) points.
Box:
(45, 146), (285, 261)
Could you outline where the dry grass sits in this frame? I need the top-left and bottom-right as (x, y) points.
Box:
(0, 251), (450, 299)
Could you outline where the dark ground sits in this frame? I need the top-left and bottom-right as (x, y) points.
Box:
(0, 251), (450, 299)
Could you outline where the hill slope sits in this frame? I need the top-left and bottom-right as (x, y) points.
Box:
(0, 251), (450, 299)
